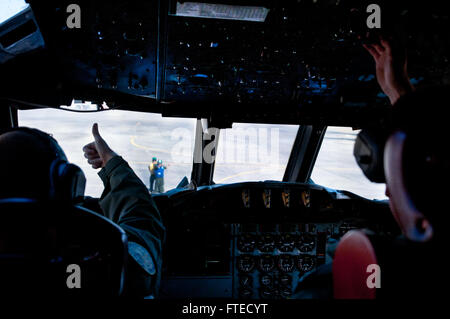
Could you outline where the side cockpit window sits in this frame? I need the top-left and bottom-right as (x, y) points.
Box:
(311, 127), (387, 200)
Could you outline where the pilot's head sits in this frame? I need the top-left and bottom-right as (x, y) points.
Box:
(152, 157), (157, 163)
(0, 127), (85, 202)
(383, 86), (450, 242)
(0, 128), (57, 199)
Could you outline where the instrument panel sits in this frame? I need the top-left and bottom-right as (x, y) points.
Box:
(234, 222), (330, 299)
(158, 182), (397, 299)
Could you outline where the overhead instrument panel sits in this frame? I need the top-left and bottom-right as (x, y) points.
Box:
(164, 1), (352, 105)
(58, 0), (160, 98)
(1, 0), (160, 106)
(2, 1), (450, 125)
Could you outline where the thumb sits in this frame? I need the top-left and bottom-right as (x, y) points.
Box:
(92, 123), (110, 155)
(92, 123), (104, 144)
(91, 123), (117, 166)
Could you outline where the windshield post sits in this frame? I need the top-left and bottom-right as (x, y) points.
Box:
(191, 119), (220, 186)
(283, 125), (326, 183)
(0, 101), (17, 130)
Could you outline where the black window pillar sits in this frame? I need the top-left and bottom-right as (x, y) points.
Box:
(191, 119), (220, 187)
(0, 100), (18, 130)
(283, 125), (326, 183)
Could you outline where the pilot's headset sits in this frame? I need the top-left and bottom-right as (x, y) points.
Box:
(353, 127), (390, 184)
(353, 86), (450, 242)
(0, 127), (86, 203)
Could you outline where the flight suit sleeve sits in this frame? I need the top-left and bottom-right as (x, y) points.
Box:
(97, 156), (165, 297)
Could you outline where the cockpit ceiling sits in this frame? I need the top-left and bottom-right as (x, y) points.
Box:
(1, 0), (449, 126)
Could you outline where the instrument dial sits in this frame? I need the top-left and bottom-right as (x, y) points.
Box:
(258, 255), (275, 272)
(239, 275), (252, 287)
(260, 274), (273, 287)
(297, 234), (316, 252)
(257, 234), (275, 252)
(280, 274), (292, 286)
(278, 254), (295, 272)
(297, 254), (315, 273)
(260, 288), (274, 299)
(237, 255), (255, 273)
(239, 288), (253, 298)
(237, 234), (256, 252)
(276, 234), (295, 252)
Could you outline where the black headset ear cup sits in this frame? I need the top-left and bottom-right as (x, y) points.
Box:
(49, 160), (86, 202)
(354, 129), (388, 183)
(0, 127), (85, 202)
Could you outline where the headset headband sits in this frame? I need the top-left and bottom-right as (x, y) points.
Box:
(0, 127), (68, 162)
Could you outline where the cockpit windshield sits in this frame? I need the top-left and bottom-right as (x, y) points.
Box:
(0, 0), (29, 24)
(20, 108), (386, 200)
(19, 108), (300, 195)
(214, 123), (298, 184)
(19, 108), (196, 196)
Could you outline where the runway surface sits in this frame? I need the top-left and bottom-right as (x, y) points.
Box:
(19, 108), (386, 200)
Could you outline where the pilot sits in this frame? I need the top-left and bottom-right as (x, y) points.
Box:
(0, 123), (165, 298)
(333, 36), (450, 299)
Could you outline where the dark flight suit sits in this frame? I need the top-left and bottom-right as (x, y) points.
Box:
(154, 177), (164, 193)
(149, 162), (156, 192)
(154, 165), (166, 193)
(97, 156), (165, 297)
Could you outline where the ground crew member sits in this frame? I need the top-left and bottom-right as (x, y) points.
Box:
(148, 157), (157, 192)
(154, 159), (167, 193)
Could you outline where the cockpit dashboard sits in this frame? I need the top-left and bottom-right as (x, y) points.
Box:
(153, 182), (396, 299)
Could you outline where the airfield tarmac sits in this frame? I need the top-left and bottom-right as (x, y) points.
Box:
(19, 108), (386, 200)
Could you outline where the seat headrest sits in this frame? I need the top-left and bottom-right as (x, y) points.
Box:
(332, 230), (378, 299)
(0, 198), (127, 296)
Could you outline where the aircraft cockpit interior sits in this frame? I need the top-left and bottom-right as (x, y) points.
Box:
(1, 0), (449, 305)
